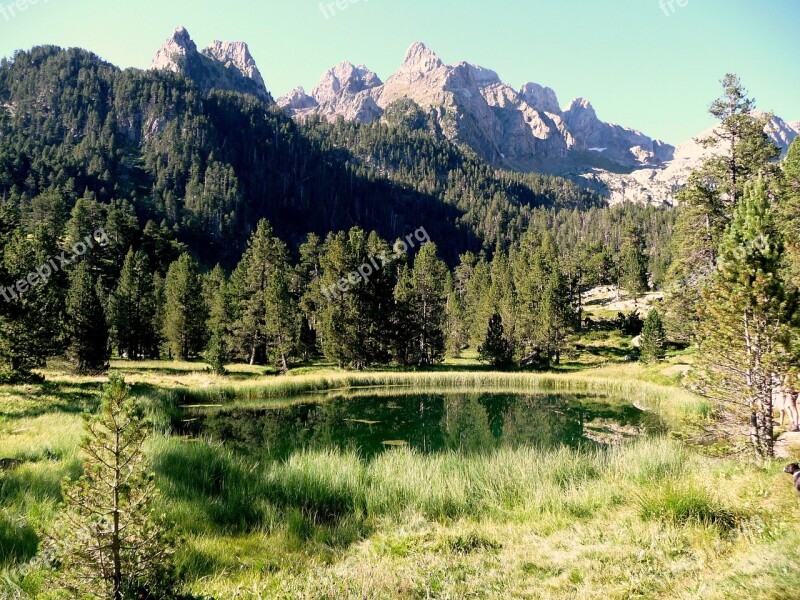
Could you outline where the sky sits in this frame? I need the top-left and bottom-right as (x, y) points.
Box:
(0, 0), (798, 144)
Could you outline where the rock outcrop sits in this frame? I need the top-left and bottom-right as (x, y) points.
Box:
(151, 26), (272, 102)
(203, 40), (267, 92)
(278, 41), (675, 177)
(271, 41), (798, 205)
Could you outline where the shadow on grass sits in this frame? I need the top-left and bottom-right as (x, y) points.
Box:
(0, 381), (101, 420)
(151, 441), (371, 553)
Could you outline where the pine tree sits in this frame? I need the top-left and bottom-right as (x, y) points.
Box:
(163, 254), (208, 361)
(640, 309), (667, 363)
(0, 230), (62, 380)
(618, 226), (649, 301)
(514, 232), (575, 366)
(394, 243), (448, 366)
(444, 272), (469, 358)
(108, 249), (159, 360)
(702, 74), (781, 206)
(463, 256), (494, 348)
(692, 179), (792, 458)
(65, 263), (110, 374)
(228, 220), (288, 365)
(316, 228), (395, 369)
(665, 75), (781, 341)
(47, 376), (174, 599)
(264, 269), (299, 373)
(204, 265), (230, 375)
(777, 138), (800, 286)
(478, 313), (514, 369)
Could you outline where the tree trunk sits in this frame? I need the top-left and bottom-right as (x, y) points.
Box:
(112, 425), (123, 600)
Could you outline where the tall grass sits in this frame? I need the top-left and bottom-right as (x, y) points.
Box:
(149, 435), (738, 532)
(175, 370), (708, 428)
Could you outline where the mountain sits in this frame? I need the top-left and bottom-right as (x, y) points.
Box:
(150, 26), (272, 102)
(0, 41), (605, 268)
(588, 114), (800, 205)
(278, 42), (675, 176)
(279, 42), (798, 205)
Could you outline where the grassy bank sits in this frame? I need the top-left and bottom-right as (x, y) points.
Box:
(2, 355), (800, 598)
(174, 366), (707, 429)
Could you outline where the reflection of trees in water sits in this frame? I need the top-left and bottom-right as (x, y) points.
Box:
(502, 395), (585, 449)
(186, 392), (662, 459)
(441, 395), (496, 453)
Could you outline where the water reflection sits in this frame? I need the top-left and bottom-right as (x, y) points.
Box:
(179, 392), (663, 459)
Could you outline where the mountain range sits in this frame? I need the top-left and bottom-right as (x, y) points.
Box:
(148, 27), (798, 205)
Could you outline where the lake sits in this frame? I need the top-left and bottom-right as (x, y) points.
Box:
(178, 391), (664, 458)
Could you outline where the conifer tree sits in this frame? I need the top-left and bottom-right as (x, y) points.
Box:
(394, 243), (448, 366)
(639, 309), (667, 363)
(777, 138), (800, 286)
(163, 254), (208, 360)
(692, 179), (792, 458)
(618, 226), (649, 300)
(204, 265), (230, 375)
(228, 220), (288, 365)
(666, 75), (781, 341)
(47, 376), (174, 599)
(514, 232), (575, 366)
(264, 268), (299, 373)
(478, 313), (514, 369)
(0, 230), (62, 380)
(463, 256), (493, 348)
(317, 228), (394, 369)
(109, 249), (159, 360)
(445, 272), (469, 358)
(65, 263), (109, 374)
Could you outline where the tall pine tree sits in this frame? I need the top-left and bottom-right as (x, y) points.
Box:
(163, 254), (208, 361)
(692, 179), (793, 458)
(65, 262), (110, 374)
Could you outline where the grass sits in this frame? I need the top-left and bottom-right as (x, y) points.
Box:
(140, 435), (800, 599)
(1, 334), (799, 598)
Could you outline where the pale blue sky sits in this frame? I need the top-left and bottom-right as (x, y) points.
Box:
(0, 0), (798, 143)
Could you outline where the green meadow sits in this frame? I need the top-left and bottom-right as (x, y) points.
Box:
(1, 347), (800, 599)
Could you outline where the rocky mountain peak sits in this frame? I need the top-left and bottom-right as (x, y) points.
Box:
(150, 26), (272, 102)
(401, 42), (444, 73)
(467, 64), (501, 87)
(171, 26), (194, 47)
(277, 87), (318, 112)
(313, 61), (382, 98)
(519, 83), (561, 115)
(565, 97), (596, 117)
(276, 42), (703, 197)
(203, 40), (266, 92)
(150, 25), (197, 73)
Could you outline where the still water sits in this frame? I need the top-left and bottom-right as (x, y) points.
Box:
(180, 392), (663, 458)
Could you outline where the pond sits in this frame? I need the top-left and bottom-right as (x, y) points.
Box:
(178, 391), (664, 458)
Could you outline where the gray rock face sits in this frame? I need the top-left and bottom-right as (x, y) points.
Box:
(203, 40), (267, 91)
(274, 41), (797, 205)
(150, 26), (272, 102)
(312, 62), (383, 122)
(563, 98), (674, 166)
(519, 82), (561, 115)
(278, 41), (675, 176)
(585, 117), (800, 205)
(150, 26), (196, 74)
(277, 86), (318, 114)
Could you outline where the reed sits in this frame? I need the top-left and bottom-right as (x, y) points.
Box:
(174, 369), (708, 428)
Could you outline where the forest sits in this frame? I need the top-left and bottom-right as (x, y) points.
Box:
(3, 39), (800, 599)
